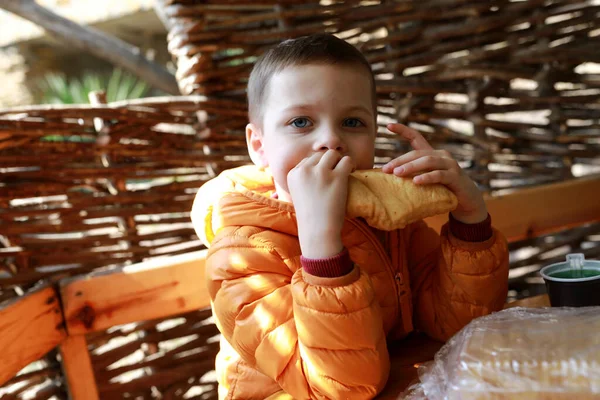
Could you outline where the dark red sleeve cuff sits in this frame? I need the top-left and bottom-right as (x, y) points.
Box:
(449, 212), (493, 242)
(300, 248), (354, 278)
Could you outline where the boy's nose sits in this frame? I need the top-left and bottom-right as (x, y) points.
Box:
(315, 130), (345, 152)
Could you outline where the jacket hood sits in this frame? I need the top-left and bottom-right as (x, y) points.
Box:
(191, 166), (296, 246)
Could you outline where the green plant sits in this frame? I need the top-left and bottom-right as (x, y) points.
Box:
(38, 68), (150, 104)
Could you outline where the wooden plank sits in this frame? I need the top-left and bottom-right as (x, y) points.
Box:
(504, 294), (550, 309)
(425, 174), (600, 242)
(59, 335), (99, 400)
(61, 250), (210, 335)
(378, 333), (444, 399)
(0, 286), (66, 386)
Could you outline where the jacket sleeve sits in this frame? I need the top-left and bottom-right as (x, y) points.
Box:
(405, 220), (509, 342)
(206, 225), (390, 400)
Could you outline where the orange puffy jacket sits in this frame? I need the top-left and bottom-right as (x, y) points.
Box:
(191, 166), (509, 400)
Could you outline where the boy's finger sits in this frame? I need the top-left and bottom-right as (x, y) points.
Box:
(293, 156), (310, 170)
(396, 155), (451, 176)
(387, 123), (434, 151)
(413, 170), (452, 185)
(293, 153), (319, 172)
(382, 150), (428, 173)
(304, 152), (324, 167)
(319, 149), (343, 170)
(383, 149), (453, 173)
(335, 155), (354, 175)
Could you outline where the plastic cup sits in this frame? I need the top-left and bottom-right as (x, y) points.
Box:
(540, 254), (600, 307)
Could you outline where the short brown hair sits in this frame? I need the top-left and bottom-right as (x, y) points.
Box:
(247, 33), (376, 125)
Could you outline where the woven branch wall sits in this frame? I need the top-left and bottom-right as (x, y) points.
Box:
(0, 308), (221, 400)
(0, 351), (67, 400)
(2, 0), (600, 397)
(0, 99), (598, 400)
(2, 0), (599, 303)
(87, 308), (219, 400)
(0, 97), (249, 299)
(0, 98), (232, 399)
(162, 0), (600, 191)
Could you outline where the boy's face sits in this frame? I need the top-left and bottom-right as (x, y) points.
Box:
(246, 63), (376, 202)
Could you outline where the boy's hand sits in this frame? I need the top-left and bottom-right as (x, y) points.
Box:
(382, 123), (488, 224)
(288, 150), (354, 258)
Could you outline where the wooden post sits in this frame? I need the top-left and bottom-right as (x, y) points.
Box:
(59, 335), (100, 400)
(0, 286), (66, 386)
(61, 250), (210, 335)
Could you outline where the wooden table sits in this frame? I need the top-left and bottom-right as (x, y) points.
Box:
(377, 294), (550, 399)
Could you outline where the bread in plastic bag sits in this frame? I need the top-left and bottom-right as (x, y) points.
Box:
(402, 306), (600, 399)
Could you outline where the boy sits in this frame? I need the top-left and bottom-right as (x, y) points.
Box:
(192, 33), (509, 400)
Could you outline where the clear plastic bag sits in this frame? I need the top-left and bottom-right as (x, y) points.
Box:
(401, 306), (600, 399)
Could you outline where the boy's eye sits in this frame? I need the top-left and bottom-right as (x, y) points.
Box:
(290, 118), (312, 129)
(343, 118), (364, 128)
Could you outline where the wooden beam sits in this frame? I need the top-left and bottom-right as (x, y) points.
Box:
(61, 250), (210, 335)
(0, 0), (179, 95)
(504, 294), (550, 309)
(425, 174), (600, 242)
(59, 335), (99, 400)
(0, 286), (66, 386)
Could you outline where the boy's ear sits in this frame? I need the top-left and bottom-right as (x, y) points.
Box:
(246, 123), (268, 168)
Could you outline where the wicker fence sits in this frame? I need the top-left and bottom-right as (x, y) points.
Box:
(1, 95), (599, 399)
(0, 96), (250, 297)
(162, 0), (600, 191)
(0, 97), (233, 399)
(1, 0), (600, 398)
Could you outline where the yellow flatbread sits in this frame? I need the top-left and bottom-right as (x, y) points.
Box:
(347, 169), (458, 231)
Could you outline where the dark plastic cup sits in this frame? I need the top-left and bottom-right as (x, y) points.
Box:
(540, 254), (600, 307)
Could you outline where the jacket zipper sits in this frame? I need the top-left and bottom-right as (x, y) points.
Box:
(347, 218), (400, 325)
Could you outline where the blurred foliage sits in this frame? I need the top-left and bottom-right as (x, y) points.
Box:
(37, 68), (150, 104)
(37, 68), (153, 142)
